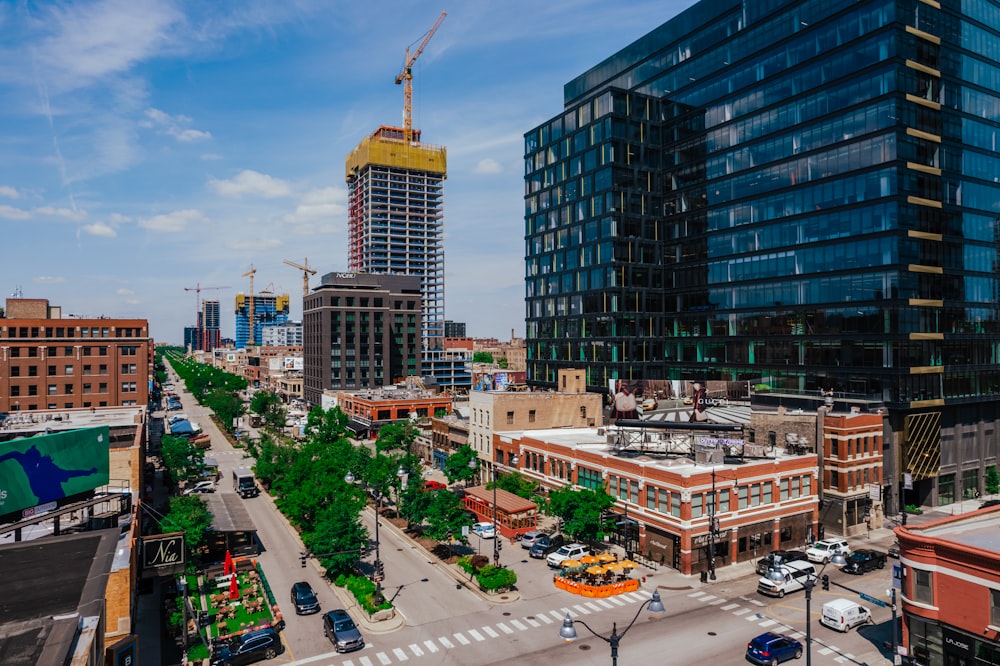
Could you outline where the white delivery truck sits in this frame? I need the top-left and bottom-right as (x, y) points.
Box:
(232, 467), (259, 498)
(819, 598), (871, 632)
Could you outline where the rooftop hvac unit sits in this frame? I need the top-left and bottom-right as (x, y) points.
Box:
(694, 446), (724, 465)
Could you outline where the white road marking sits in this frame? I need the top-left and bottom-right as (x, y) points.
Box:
(699, 595), (718, 603)
(496, 622), (514, 634)
(408, 644), (424, 657)
(481, 626), (499, 638)
(423, 640), (439, 653)
(510, 619), (528, 631)
(733, 608), (751, 616)
(392, 648), (408, 661)
(453, 633), (470, 645)
(720, 603), (740, 611)
(376, 652), (392, 665)
(467, 629), (485, 642)
(438, 637), (454, 649)
(572, 604), (592, 615)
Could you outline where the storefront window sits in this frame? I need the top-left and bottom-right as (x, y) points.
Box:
(939, 473), (955, 506)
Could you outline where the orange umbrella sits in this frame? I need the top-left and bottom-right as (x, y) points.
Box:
(619, 559), (637, 569)
(561, 559), (582, 569)
(579, 555), (600, 565)
(228, 574), (240, 600)
(605, 562), (625, 572)
(585, 565), (607, 576)
(597, 553), (617, 563)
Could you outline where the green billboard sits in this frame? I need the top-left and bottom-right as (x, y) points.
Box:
(0, 426), (110, 519)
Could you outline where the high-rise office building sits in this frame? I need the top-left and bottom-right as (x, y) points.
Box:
(524, 0), (1000, 511)
(235, 293), (290, 348)
(346, 126), (447, 352)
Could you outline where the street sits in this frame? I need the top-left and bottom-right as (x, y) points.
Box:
(157, 371), (898, 665)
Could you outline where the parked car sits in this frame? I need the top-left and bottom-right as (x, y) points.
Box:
(756, 550), (809, 576)
(746, 632), (803, 665)
(520, 530), (545, 549)
(981, 499), (1000, 509)
(841, 548), (886, 575)
(183, 480), (216, 495)
(472, 522), (496, 539)
(210, 628), (282, 665)
(529, 534), (565, 559)
(547, 542), (590, 568)
(322, 609), (365, 653)
(805, 538), (851, 564)
(819, 598), (872, 632)
(423, 480), (447, 491)
(290, 581), (320, 615)
(887, 541), (900, 559)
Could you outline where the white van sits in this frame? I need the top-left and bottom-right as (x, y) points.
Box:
(757, 560), (817, 597)
(819, 598), (871, 632)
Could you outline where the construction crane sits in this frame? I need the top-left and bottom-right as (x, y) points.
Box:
(283, 258), (317, 298)
(242, 264), (256, 346)
(394, 11), (446, 142)
(184, 284), (230, 351)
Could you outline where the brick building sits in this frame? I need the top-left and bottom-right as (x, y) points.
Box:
(496, 425), (818, 575)
(897, 509), (1000, 665)
(0, 298), (151, 412)
(335, 384), (452, 439)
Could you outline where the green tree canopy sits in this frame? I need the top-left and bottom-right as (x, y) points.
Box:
(546, 485), (616, 543)
(303, 497), (367, 578)
(986, 465), (1000, 495)
(443, 444), (479, 485)
(162, 495), (213, 571)
(422, 488), (473, 543)
(472, 351), (494, 364)
(497, 357), (508, 369)
(206, 387), (245, 433)
(161, 434), (205, 483)
(489, 470), (539, 500)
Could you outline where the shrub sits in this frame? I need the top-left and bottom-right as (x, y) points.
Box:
(476, 564), (517, 592)
(334, 574), (393, 614)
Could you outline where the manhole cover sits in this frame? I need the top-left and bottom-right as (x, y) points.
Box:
(708, 631), (717, 636)
(503, 612), (511, 616)
(500, 595), (509, 600)
(579, 645), (592, 651)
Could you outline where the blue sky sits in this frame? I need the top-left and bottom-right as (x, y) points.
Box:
(0, 0), (691, 344)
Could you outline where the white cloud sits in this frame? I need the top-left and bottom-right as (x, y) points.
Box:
(35, 206), (86, 221)
(225, 238), (283, 251)
(473, 158), (503, 174)
(35, 276), (65, 284)
(0, 186), (18, 199)
(142, 107), (212, 142)
(138, 209), (206, 233)
(82, 222), (117, 237)
(208, 170), (293, 199)
(117, 288), (134, 296)
(200, 153), (223, 161)
(0, 205), (30, 220)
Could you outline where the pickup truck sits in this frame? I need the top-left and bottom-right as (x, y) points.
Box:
(188, 433), (211, 449)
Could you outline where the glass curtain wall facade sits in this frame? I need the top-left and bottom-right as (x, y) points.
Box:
(525, 0), (1000, 508)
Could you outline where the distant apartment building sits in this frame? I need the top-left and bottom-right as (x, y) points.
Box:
(261, 322), (302, 347)
(443, 320), (466, 338)
(234, 292), (290, 348)
(468, 368), (603, 472)
(0, 298), (151, 412)
(302, 272), (422, 404)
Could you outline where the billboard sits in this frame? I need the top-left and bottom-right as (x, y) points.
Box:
(0, 426), (110, 519)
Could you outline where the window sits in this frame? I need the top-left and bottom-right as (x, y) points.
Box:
(64, 384), (73, 394)
(47, 365), (56, 376)
(99, 382), (108, 393)
(64, 365), (74, 375)
(830, 470), (839, 489)
(780, 478), (789, 500)
(83, 364), (92, 375)
(580, 406), (587, 419)
(763, 482), (772, 504)
(991, 589), (1000, 627)
(719, 488), (729, 513)
(629, 480), (639, 504)
(670, 492), (681, 517)
(10, 386), (19, 396)
(577, 466), (602, 490)
(831, 439), (839, 456)
(99, 364), (108, 375)
(506, 411), (514, 425)
(121, 363), (136, 374)
(47, 384), (57, 395)
(83, 383), (92, 394)
(738, 486), (749, 509)
(912, 568), (933, 604)
(692, 493), (703, 518)
(528, 410), (536, 423)
(646, 486), (656, 510)
(10, 366), (19, 377)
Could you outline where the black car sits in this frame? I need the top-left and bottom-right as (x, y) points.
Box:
(322, 609), (365, 653)
(755, 550), (809, 576)
(981, 499), (1000, 509)
(842, 548), (887, 575)
(210, 628), (282, 665)
(529, 533), (565, 559)
(291, 581), (320, 615)
(887, 541), (900, 558)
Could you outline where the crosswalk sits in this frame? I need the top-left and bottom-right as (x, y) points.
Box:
(684, 589), (861, 664)
(285, 590), (655, 666)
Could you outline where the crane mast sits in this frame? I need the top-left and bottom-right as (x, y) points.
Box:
(394, 11), (446, 142)
(283, 258), (317, 298)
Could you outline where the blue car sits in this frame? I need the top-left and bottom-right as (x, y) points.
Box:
(746, 632), (803, 665)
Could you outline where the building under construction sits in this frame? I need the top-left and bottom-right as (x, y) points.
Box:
(234, 293), (290, 348)
(345, 125), (447, 352)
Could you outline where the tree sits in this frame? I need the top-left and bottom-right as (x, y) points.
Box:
(443, 444), (479, 485)
(472, 352), (494, 364)
(987, 465), (1000, 495)
(422, 489), (473, 544)
(490, 470), (538, 500)
(304, 498), (367, 579)
(206, 387), (244, 433)
(161, 434), (205, 484)
(546, 485), (616, 543)
(162, 495), (213, 571)
(250, 390), (280, 417)
(497, 357), (509, 369)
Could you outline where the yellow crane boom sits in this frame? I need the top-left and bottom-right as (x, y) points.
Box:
(283, 258), (317, 298)
(394, 11), (446, 141)
(242, 264), (256, 346)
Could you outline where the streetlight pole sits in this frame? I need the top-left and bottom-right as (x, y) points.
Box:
(345, 471), (385, 604)
(559, 590), (666, 666)
(178, 576), (189, 662)
(491, 455), (519, 567)
(768, 553), (846, 666)
(709, 470), (717, 580)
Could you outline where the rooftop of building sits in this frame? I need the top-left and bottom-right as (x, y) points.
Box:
(0, 406), (146, 439)
(903, 507), (1000, 553)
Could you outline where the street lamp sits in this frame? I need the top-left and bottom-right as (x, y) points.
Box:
(558, 590), (665, 666)
(177, 576), (190, 660)
(768, 552), (847, 666)
(345, 467), (402, 604)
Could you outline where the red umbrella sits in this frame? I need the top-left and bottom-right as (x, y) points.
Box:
(224, 550), (234, 576)
(228, 574), (240, 601)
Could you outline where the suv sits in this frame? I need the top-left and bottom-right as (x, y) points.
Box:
(547, 542), (590, 568)
(322, 609), (365, 653)
(756, 550), (809, 576)
(290, 581), (320, 615)
(529, 534), (564, 559)
(757, 560), (817, 598)
(210, 628), (282, 665)
(520, 530), (545, 549)
(841, 548), (886, 575)
(746, 632), (803, 665)
(805, 538), (851, 563)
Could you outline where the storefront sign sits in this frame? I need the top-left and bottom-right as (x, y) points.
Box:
(943, 626), (974, 657)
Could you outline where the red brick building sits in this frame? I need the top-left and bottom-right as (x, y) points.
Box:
(337, 387), (452, 438)
(497, 426), (818, 575)
(897, 509), (1000, 665)
(0, 298), (151, 412)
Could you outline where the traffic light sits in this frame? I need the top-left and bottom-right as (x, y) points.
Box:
(821, 574), (830, 591)
(496, 538), (503, 553)
(375, 560), (384, 578)
(300, 551), (307, 568)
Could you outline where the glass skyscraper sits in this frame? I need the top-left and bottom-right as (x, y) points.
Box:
(524, 0), (1000, 508)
